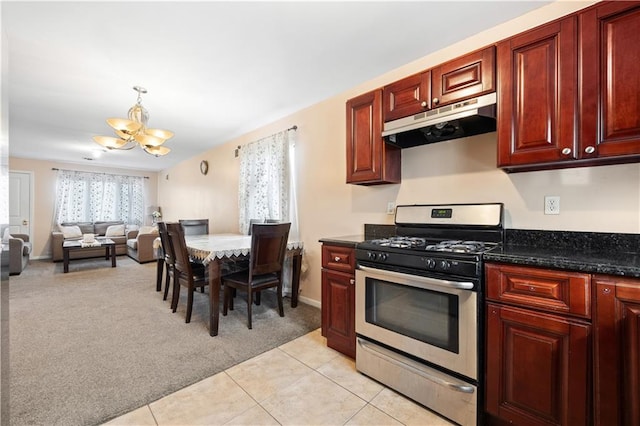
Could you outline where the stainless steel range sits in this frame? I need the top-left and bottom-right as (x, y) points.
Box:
(355, 203), (504, 426)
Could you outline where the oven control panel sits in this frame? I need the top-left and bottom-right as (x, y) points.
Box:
(356, 248), (481, 278)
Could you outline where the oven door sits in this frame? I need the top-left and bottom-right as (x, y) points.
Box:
(355, 264), (478, 380)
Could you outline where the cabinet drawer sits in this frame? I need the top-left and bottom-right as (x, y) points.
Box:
(322, 244), (355, 273)
(486, 263), (591, 319)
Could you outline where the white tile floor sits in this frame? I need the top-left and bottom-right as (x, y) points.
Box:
(103, 329), (455, 426)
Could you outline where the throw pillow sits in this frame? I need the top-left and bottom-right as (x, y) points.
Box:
(60, 225), (82, 239)
(138, 225), (158, 235)
(2, 228), (12, 243)
(105, 224), (125, 237)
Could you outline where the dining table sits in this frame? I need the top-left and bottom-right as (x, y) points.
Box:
(184, 233), (304, 336)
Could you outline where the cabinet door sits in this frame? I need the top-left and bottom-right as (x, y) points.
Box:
(485, 303), (590, 425)
(431, 46), (495, 108)
(346, 90), (401, 185)
(382, 71), (430, 122)
(497, 17), (577, 168)
(593, 275), (640, 426)
(322, 269), (356, 358)
(580, 2), (640, 160)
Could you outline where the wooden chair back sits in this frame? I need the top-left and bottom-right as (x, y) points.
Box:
(178, 219), (209, 236)
(249, 223), (291, 277)
(166, 222), (194, 280)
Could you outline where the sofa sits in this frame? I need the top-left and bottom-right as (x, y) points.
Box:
(126, 226), (159, 264)
(2, 227), (32, 275)
(51, 221), (133, 262)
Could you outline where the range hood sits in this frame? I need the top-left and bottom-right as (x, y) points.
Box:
(382, 92), (497, 148)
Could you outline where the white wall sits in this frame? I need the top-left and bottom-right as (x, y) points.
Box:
(159, 0), (639, 305)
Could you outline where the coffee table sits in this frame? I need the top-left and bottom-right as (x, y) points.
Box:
(62, 238), (116, 273)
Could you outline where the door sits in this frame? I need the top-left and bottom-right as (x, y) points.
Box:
(485, 303), (590, 425)
(497, 16), (577, 168)
(9, 171), (32, 236)
(431, 46), (495, 108)
(382, 71), (431, 122)
(346, 90), (401, 185)
(322, 269), (355, 358)
(579, 2), (640, 159)
(593, 275), (640, 425)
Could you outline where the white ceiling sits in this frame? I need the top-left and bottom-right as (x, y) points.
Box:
(3, 1), (550, 172)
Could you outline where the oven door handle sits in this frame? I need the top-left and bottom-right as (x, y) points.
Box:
(357, 338), (475, 394)
(358, 265), (474, 290)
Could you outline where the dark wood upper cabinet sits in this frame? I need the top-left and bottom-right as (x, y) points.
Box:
(579, 1), (640, 160)
(382, 71), (430, 122)
(497, 16), (578, 169)
(382, 46), (495, 123)
(346, 89), (401, 185)
(498, 1), (640, 172)
(431, 46), (496, 108)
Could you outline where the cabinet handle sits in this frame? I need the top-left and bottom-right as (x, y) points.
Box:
(584, 146), (595, 154)
(561, 148), (572, 155)
(420, 101), (428, 108)
(350, 279), (355, 285)
(432, 97), (439, 105)
(334, 256), (341, 262)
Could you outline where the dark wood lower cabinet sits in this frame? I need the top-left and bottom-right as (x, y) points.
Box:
(485, 303), (590, 425)
(321, 243), (356, 358)
(593, 275), (640, 426)
(321, 269), (355, 358)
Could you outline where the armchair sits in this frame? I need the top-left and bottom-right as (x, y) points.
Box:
(4, 230), (31, 275)
(126, 226), (159, 264)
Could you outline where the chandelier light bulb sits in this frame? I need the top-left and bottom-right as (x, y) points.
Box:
(93, 86), (173, 156)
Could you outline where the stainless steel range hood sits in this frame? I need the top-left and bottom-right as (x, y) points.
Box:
(382, 92), (497, 148)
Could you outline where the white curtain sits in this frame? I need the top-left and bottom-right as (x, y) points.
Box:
(238, 128), (300, 294)
(53, 170), (145, 226)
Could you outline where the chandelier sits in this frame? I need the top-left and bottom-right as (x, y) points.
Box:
(93, 86), (173, 156)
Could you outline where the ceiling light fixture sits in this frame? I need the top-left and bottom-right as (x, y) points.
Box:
(93, 86), (173, 157)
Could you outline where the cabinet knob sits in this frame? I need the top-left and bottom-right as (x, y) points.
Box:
(334, 256), (341, 262)
(603, 287), (611, 294)
(432, 97), (439, 105)
(421, 101), (428, 108)
(529, 286), (535, 292)
(585, 146), (595, 154)
(561, 147), (572, 155)
(350, 279), (355, 285)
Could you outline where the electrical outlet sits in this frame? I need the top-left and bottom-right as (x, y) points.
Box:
(387, 202), (396, 215)
(544, 196), (560, 215)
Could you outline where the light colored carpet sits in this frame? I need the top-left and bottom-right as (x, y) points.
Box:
(9, 257), (320, 426)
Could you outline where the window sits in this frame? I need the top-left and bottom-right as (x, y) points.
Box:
(53, 170), (145, 225)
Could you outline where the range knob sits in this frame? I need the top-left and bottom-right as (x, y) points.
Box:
(367, 252), (378, 260)
(440, 260), (452, 270)
(379, 253), (388, 261)
(425, 258), (436, 269)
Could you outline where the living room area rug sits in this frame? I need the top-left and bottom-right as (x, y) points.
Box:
(9, 257), (320, 426)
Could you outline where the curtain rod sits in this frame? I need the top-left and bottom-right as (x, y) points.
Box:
(235, 124), (298, 155)
(51, 168), (149, 179)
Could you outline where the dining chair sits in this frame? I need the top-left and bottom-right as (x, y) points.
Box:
(222, 222), (291, 329)
(166, 222), (208, 323)
(179, 219), (209, 236)
(247, 218), (263, 235)
(156, 222), (175, 301)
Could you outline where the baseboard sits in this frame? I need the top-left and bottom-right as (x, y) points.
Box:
(296, 294), (320, 309)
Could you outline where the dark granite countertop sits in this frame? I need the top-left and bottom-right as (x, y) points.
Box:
(485, 229), (640, 279)
(319, 227), (640, 279)
(318, 235), (363, 247)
